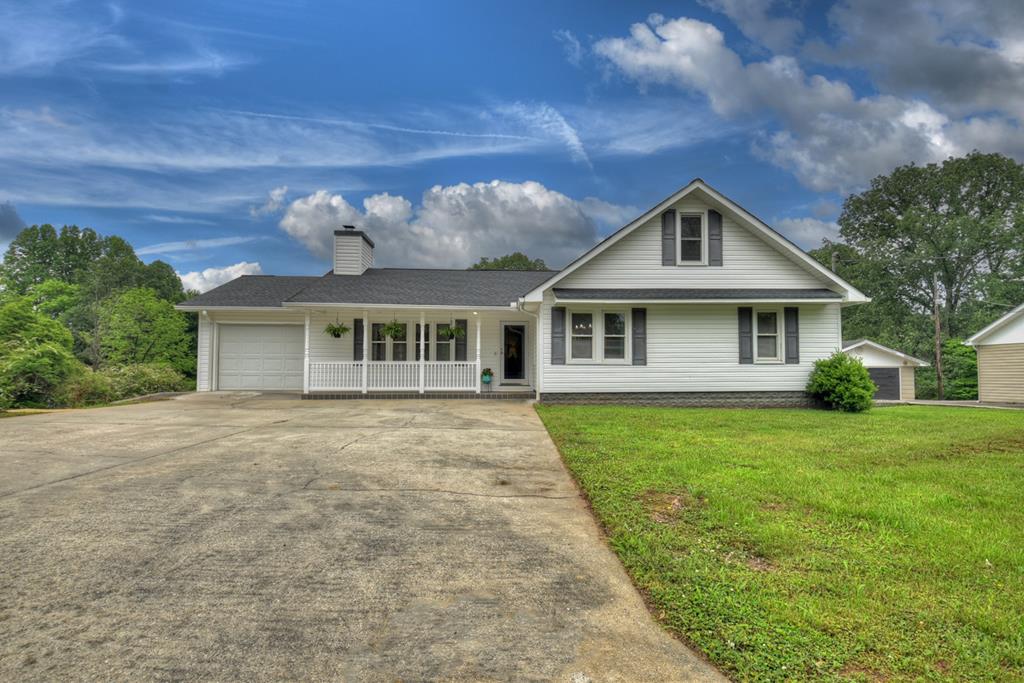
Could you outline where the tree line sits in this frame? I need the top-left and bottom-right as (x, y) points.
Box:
(0, 225), (197, 408)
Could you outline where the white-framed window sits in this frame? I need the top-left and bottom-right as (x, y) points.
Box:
(371, 322), (409, 361)
(435, 322), (455, 361)
(677, 211), (707, 265)
(754, 309), (783, 363)
(567, 308), (631, 364)
(391, 323), (408, 361)
(371, 323), (388, 361)
(570, 312), (593, 360)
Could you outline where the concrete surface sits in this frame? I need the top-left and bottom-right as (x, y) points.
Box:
(0, 392), (723, 682)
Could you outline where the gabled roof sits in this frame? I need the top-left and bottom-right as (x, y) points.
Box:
(176, 269), (556, 310)
(842, 339), (929, 366)
(964, 303), (1024, 346)
(521, 178), (869, 304)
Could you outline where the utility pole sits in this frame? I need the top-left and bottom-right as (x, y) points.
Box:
(831, 250), (839, 273)
(932, 272), (944, 400)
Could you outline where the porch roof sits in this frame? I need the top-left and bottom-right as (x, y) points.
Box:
(177, 268), (556, 310)
(552, 287), (843, 302)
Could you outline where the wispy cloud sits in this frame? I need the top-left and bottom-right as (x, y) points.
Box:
(553, 29), (584, 66)
(496, 102), (591, 167)
(142, 214), (217, 225)
(137, 236), (265, 257)
(250, 186), (288, 217)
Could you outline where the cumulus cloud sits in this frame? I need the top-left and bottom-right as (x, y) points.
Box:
(594, 13), (1023, 192)
(178, 261), (262, 292)
(278, 180), (612, 268)
(554, 29), (584, 66)
(0, 201), (26, 242)
(774, 217), (839, 248)
(698, 0), (802, 53)
(250, 185), (288, 216)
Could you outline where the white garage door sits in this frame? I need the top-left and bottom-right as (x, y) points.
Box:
(217, 324), (304, 390)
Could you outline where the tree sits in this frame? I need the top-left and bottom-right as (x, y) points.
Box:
(98, 288), (194, 373)
(0, 225), (105, 294)
(0, 297), (82, 407)
(469, 252), (549, 271)
(818, 152), (1024, 398)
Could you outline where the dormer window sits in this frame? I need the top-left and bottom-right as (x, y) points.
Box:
(677, 212), (707, 265)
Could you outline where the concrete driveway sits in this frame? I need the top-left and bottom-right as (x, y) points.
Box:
(0, 393), (722, 682)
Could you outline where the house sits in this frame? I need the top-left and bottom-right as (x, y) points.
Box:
(842, 339), (928, 401)
(964, 303), (1024, 404)
(176, 179), (868, 405)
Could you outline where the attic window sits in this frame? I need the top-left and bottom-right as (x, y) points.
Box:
(677, 213), (706, 265)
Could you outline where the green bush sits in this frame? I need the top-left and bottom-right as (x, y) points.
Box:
(0, 342), (83, 408)
(58, 369), (116, 407)
(806, 351), (876, 412)
(101, 363), (191, 399)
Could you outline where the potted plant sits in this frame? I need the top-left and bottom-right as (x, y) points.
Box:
(379, 319), (406, 340)
(481, 367), (493, 384)
(437, 324), (465, 341)
(323, 320), (351, 338)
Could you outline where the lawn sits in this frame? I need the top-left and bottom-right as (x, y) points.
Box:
(535, 405), (1024, 682)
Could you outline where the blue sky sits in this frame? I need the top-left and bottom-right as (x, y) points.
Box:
(1, 0), (1022, 290)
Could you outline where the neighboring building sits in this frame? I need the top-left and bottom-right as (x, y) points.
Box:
(965, 304), (1024, 404)
(176, 179), (868, 405)
(842, 339), (928, 401)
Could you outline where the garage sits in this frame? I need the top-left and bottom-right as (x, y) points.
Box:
(217, 324), (304, 390)
(843, 339), (929, 401)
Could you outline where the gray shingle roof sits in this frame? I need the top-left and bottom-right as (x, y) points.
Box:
(178, 275), (321, 308)
(552, 288), (843, 301)
(178, 269), (557, 309)
(286, 268), (556, 307)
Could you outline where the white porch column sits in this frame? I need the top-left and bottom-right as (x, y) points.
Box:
(361, 310), (369, 394)
(475, 314), (482, 394)
(303, 311), (310, 394)
(418, 311), (425, 394)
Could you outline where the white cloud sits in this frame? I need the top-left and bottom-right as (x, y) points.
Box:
(774, 217), (839, 248)
(578, 197), (639, 229)
(594, 14), (1022, 192)
(698, 0), (802, 53)
(250, 185), (288, 217)
(142, 214), (216, 225)
(496, 103), (591, 166)
(553, 29), (584, 66)
(178, 261), (262, 292)
(137, 236), (265, 257)
(278, 180), (615, 268)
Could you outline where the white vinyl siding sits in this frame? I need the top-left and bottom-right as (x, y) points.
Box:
(333, 233), (373, 275)
(197, 316), (212, 391)
(900, 366), (916, 401)
(541, 293), (841, 392)
(976, 343), (1024, 404)
(559, 196), (832, 290)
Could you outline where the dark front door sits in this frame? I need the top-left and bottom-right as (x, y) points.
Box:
(503, 325), (526, 382)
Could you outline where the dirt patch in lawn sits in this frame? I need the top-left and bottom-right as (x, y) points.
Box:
(639, 490), (705, 524)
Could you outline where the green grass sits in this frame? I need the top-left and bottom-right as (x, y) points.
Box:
(535, 405), (1024, 682)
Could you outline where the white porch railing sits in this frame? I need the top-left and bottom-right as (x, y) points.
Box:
(308, 361), (479, 392)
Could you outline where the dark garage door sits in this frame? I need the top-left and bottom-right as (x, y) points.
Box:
(868, 367), (900, 400)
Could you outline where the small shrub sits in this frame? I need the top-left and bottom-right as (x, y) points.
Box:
(806, 351), (875, 412)
(59, 369), (115, 407)
(100, 363), (191, 400)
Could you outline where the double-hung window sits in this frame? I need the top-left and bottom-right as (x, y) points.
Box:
(755, 310), (782, 362)
(568, 309), (629, 363)
(677, 212), (706, 265)
(371, 323), (387, 361)
(435, 324), (454, 361)
(371, 322), (409, 361)
(391, 323), (408, 361)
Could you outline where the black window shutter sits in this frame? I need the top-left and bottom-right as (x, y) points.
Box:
(738, 307), (753, 364)
(454, 319), (468, 361)
(662, 209), (676, 266)
(631, 308), (647, 366)
(784, 307), (799, 364)
(708, 209), (723, 266)
(551, 306), (566, 365)
(353, 319), (364, 361)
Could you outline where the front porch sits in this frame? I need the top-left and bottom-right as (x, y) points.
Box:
(300, 307), (536, 396)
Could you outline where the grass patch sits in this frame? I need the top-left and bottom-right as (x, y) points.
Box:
(536, 404), (1024, 682)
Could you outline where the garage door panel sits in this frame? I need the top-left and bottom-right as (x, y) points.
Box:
(218, 325), (303, 391)
(867, 367), (900, 400)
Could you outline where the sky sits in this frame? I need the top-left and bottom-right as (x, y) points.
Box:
(1, 0), (1023, 291)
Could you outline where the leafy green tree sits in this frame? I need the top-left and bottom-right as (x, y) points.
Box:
(0, 298), (82, 407)
(97, 288), (193, 373)
(0, 225), (105, 293)
(26, 279), (82, 321)
(469, 252), (549, 271)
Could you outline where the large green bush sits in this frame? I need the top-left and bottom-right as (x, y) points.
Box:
(101, 363), (192, 399)
(806, 351), (876, 412)
(0, 298), (83, 408)
(58, 369), (116, 407)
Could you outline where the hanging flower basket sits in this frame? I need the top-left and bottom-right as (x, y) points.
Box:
(323, 321), (351, 338)
(438, 325), (465, 340)
(379, 319), (406, 340)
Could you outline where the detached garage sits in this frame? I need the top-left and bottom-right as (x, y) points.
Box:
(965, 303), (1024, 404)
(843, 339), (928, 401)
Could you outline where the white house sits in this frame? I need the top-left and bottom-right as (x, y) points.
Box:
(176, 179), (869, 405)
(965, 303), (1024, 404)
(842, 339), (928, 401)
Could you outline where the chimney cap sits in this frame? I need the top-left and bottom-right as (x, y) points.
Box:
(342, 224), (356, 230)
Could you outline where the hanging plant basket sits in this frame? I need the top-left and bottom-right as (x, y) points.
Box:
(379, 319), (406, 340)
(323, 321), (351, 338)
(438, 324), (465, 340)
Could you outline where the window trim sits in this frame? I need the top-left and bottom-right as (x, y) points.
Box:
(565, 307), (632, 365)
(675, 210), (708, 266)
(753, 307), (784, 364)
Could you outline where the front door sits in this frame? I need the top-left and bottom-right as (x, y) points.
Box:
(502, 324), (526, 383)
